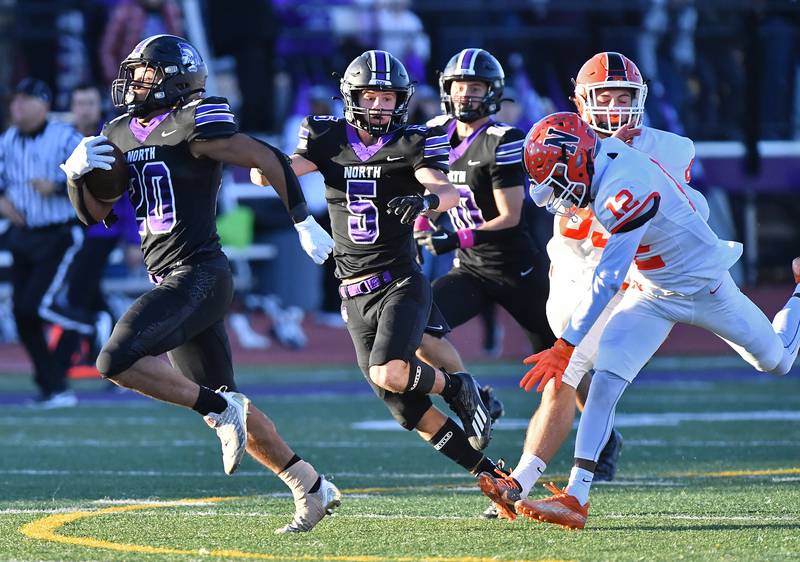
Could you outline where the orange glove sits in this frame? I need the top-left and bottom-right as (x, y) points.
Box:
(520, 338), (575, 393)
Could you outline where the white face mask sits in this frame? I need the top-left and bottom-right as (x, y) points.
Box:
(531, 162), (588, 217)
(580, 82), (648, 134)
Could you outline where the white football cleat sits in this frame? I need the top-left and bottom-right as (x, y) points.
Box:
(275, 476), (341, 534)
(203, 388), (250, 475)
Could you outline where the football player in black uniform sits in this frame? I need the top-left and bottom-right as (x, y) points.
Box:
(416, 48), (554, 519)
(61, 35), (339, 534)
(416, 49), (621, 520)
(252, 50), (503, 480)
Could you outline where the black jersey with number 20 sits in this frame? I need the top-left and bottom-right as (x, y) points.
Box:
(102, 96), (239, 277)
(294, 117), (449, 279)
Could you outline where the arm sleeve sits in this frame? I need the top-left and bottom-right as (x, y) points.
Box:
(413, 126), (449, 173)
(561, 226), (645, 345)
(252, 137), (308, 218)
(490, 127), (525, 189)
(187, 97), (239, 142)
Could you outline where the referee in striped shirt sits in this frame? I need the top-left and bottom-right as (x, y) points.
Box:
(0, 78), (86, 407)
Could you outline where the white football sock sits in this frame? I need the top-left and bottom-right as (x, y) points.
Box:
(566, 466), (594, 506)
(510, 453), (546, 498)
(770, 287), (800, 375)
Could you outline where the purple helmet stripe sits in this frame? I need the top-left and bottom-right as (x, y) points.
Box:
(371, 50), (391, 77)
(460, 49), (477, 71)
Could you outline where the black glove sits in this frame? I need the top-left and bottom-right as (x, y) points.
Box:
(416, 229), (460, 256)
(387, 193), (440, 224)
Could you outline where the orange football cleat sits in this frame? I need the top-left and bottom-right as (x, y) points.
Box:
(478, 471), (521, 521)
(792, 257), (800, 284)
(514, 482), (589, 530)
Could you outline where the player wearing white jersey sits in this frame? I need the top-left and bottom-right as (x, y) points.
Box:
(512, 112), (800, 530)
(478, 52), (709, 518)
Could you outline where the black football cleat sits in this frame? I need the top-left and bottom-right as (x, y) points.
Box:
(594, 429), (623, 482)
(445, 372), (492, 450)
(479, 384), (504, 423)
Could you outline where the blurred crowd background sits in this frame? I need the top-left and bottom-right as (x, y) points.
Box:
(0, 0), (798, 366)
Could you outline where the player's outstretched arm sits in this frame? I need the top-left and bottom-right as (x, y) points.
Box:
(191, 134), (333, 264)
(249, 154), (318, 187)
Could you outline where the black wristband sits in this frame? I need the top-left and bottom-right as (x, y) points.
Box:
(423, 193), (440, 212)
(288, 202), (310, 224)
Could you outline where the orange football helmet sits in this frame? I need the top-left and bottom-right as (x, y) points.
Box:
(573, 52), (647, 135)
(523, 112), (599, 215)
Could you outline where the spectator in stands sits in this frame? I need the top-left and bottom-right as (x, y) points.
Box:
(207, 0), (276, 131)
(70, 83), (104, 136)
(99, 0), (183, 84)
(374, 0), (430, 80)
(0, 79), (85, 407)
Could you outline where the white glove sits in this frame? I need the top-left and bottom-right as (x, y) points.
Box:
(294, 215), (334, 265)
(60, 135), (116, 180)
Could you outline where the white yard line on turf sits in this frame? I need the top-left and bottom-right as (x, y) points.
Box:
(354, 410), (800, 431)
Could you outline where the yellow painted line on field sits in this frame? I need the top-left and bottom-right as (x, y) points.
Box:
(19, 495), (568, 562)
(674, 467), (800, 478)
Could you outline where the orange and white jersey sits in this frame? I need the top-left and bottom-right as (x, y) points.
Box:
(632, 126), (694, 185)
(562, 137), (742, 345)
(593, 137), (740, 294)
(546, 126), (706, 277)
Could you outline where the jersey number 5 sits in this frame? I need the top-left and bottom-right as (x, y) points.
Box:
(128, 161), (176, 235)
(346, 180), (379, 244)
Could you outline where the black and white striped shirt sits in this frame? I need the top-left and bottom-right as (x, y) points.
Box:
(0, 121), (82, 227)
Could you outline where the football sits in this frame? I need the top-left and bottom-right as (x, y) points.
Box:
(84, 142), (128, 203)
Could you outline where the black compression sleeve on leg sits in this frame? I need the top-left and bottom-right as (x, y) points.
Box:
(405, 357), (437, 394)
(428, 418), (496, 475)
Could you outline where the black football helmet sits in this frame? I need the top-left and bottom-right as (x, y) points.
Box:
(440, 48), (505, 123)
(111, 34), (207, 117)
(340, 50), (414, 136)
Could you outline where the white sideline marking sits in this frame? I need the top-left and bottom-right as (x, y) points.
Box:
(0, 416), (163, 426)
(92, 499), (219, 506)
(8, 436), (798, 449)
(353, 410), (800, 431)
(626, 439), (800, 447)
